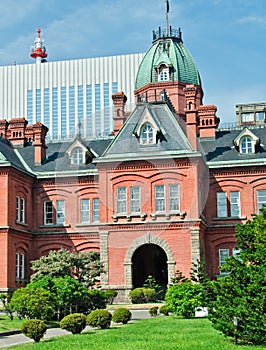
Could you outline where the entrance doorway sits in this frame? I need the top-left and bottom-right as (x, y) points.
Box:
(132, 244), (168, 289)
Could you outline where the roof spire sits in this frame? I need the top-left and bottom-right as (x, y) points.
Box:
(166, 0), (169, 36)
(30, 28), (48, 64)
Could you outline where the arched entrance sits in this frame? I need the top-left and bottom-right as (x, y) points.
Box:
(132, 244), (168, 289)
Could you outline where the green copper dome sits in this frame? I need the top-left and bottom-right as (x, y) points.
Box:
(135, 27), (201, 90)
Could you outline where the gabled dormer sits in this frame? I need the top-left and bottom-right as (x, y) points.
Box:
(233, 128), (260, 154)
(133, 107), (163, 145)
(65, 137), (96, 164)
(154, 50), (173, 82)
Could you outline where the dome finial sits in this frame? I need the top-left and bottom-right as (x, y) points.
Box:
(166, 0), (169, 36)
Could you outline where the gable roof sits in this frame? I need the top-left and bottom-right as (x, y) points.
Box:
(100, 102), (195, 162)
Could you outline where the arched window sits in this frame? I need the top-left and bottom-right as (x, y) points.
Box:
(240, 137), (253, 154)
(141, 124), (154, 145)
(158, 64), (169, 82)
(72, 147), (83, 164)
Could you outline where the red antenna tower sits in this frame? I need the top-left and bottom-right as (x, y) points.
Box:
(30, 28), (48, 64)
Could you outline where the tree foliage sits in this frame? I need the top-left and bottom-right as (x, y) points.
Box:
(31, 249), (104, 288)
(208, 207), (266, 345)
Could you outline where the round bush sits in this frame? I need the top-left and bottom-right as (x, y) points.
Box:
(60, 313), (86, 334)
(159, 305), (169, 316)
(143, 288), (156, 302)
(87, 309), (112, 329)
(104, 290), (118, 304)
(149, 306), (158, 317)
(112, 308), (132, 324)
(21, 319), (47, 342)
(129, 288), (145, 304)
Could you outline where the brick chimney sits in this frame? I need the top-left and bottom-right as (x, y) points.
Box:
(7, 118), (28, 147)
(112, 92), (127, 135)
(184, 85), (199, 150)
(33, 122), (48, 165)
(0, 120), (9, 139)
(198, 105), (220, 138)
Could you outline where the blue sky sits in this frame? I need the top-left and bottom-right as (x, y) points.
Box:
(0, 0), (265, 123)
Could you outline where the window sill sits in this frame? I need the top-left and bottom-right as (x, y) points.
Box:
(212, 216), (246, 221)
(39, 223), (71, 228)
(76, 222), (100, 227)
(112, 213), (147, 222)
(150, 211), (186, 220)
(15, 221), (28, 227)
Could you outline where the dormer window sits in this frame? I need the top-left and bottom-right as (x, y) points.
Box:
(158, 65), (169, 82)
(233, 128), (259, 155)
(240, 137), (253, 154)
(141, 123), (155, 145)
(72, 147), (83, 164)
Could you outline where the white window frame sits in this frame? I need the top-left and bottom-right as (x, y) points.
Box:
(44, 201), (53, 225)
(81, 199), (90, 223)
(219, 248), (229, 274)
(216, 192), (227, 217)
(240, 137), (253, 154)
(216, 191), (240, 218)
(72, 147), (84, 164)
(140, 123), (155, 145)
(56, 200), (65, 225)
(155, 185), (166, 212)
(257, 189), (266, 213)
(16, 196), (25, 223)
(117, 187), (127, 214)
(169, 184), (180, 211)
(93, 198), (100, 222)
(16, 196), (20, 222)
(16, 252), (25, 279)
(130, 186), (141, 213)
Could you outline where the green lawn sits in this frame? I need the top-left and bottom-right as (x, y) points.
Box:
(0, 316), (26, 332)
(5, 317), (266, 350)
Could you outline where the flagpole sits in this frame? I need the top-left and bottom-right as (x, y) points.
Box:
(166, 0), (169, 36)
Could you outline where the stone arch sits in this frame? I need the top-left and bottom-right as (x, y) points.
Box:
(124, 233), (176, 288)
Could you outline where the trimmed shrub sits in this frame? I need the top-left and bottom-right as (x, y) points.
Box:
(129, 287), (156, 304)
(87, 309), (112, 329)
(87, 289), (107, 310)
(159, 305), (169, 316)
(21, 319), (47, 342)
(112, 308), (132, 324)
(104, 290), (118, 304)
(149, 306), (158, 317)
(129, 288), (145, 304)
(60, 313), (86, 334)
(143, 288), (156, 302)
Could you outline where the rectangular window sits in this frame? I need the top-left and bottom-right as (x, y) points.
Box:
(44, 201), (53, 225)
(27, 90), (33, 125)
(81, 199), (90, 223)
(155, 185), (165, 212)
(230, 191), (240, 217)
(257, 190), (266, 213)
(130, 186), (141, 213)
(16, 196), (20, 222)
(169, 184), (180, 211)
(93, 198), (100, 222)
(20, 198), (25, 223)
(16, 253), (25, 279)
(255, 111), (265, 121)
(241, 112), (253, 122)
(117, 187), (127, 214)
(219, 249), (229, 274)
(61, 87), (67, 138)
(217, 192), (227, 217)
(56, 200), (65, 224)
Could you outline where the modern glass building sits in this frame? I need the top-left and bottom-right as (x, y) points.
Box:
(0, 53), (144, 140)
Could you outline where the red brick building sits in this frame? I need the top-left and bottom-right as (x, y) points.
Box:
(0, 26), (265, 301)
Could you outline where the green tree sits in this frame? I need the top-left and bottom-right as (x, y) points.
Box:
(208, 207), (266, 345)
(9, 286), (55, 320)
(31, 249), (104, 287)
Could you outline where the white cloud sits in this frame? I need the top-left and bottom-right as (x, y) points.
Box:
(236, 15), (266, 27)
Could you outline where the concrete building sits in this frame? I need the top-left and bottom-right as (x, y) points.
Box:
(0, 21), (265, 302)
(0, 28), (144, 140)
